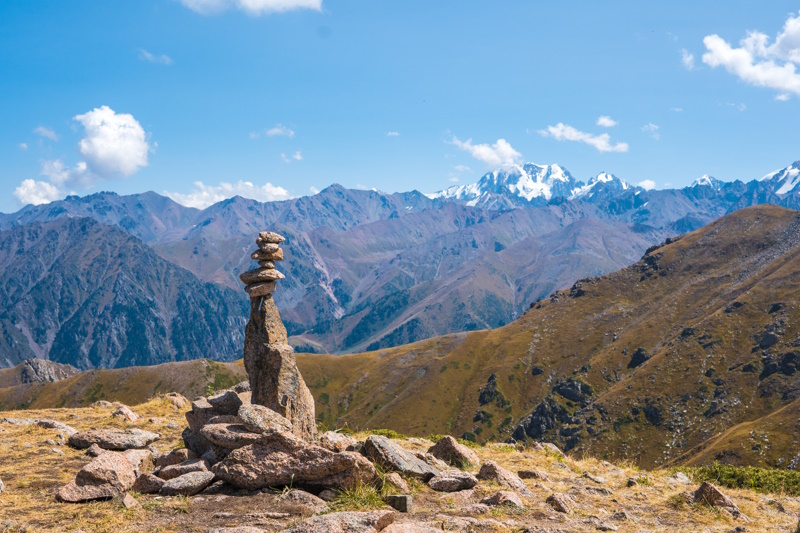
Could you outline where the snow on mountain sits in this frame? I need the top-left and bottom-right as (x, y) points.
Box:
(690, 175), (724, 190)
(427, 163), (579, 208)
(761, 161), (800, 195)
(569, 172), (631, 199)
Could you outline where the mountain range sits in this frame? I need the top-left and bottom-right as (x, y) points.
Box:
(0, 160), (799, 368)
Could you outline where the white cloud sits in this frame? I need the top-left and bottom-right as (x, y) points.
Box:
(18, 143), (28, 150)
(454, 164), (471, 173)
(776, 93), (791, 101)
(538, 123), (629, 153)
(13, 179), (63, 206)
(638, 179), (656, 191)
(309, 186), (320, 194)
(596, 115), (618, 128)
(180, 0), (322, 16)
(641, 122), (660, 140)
(386, 131), (400, 137)
(265, 124), (295, 138)
(681, 49), (695, 70)
(451, 136), (522, 167)
(448, 176), (459, 183)
(165, 180), (292, 209)
(34, 126), (58, 141)
(139, 49), (173, 65)
(249, 131), (260, 139)
(726, 102), (747, 111)
(74, 106), (150, 178)
(702, 11), (800, 99)
(670, 107), (683, 112)
(292, 151), (302, 161)
(14, 106), (151, 206)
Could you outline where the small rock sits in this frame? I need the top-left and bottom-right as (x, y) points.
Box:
(585, 486), (613, 495)
(153, 448), (197, 469)
(428, 471), (478, 492)
(165, 392), (189, 410)
(68, 429), (160, 451)
(280, 510), (395, 533)
(277, 489), (329, 514)
(611, 511), (630, 521)
(157, 458), (210, 480)
(543, 442), (566, 458)
(114, 493), (140, 509)
(694, 482), (745, 519)
(132, 473), (164, 494)
(477, 461), (532, 497)
(546, 493), (574, 513)
(51, 447), (64, 455)
(35, 419), (78, 435)
(319, 431), (358, 453)
(384, 494), (412, 513)
(86, 443), (105, 457)
(518, 469), (549, 481)
(207, 391), (243, 416)
(94, 400), (114, 408)
(112, 405), (140, 423)
(626, 478), (638, 487)
(385, 472), (410, 494)
(480, 491), (524, 508)
(583, 471), (606, 484)
(362, 435), (440, 481)
(209, 528), (267, 533)
(318, 489), (338, 502)
(0, 478), (4, 494)
(413, 451), (449, 471)
(426, 436), (480, 468)
(44, 439), (57, 446)
(232, 381), (251, 393)
(76, 451), (137, 491)
(159, 471), (215, 496)
(671, 472), (691, 484)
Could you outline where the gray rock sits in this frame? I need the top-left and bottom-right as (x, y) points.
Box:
(384, 495), (412, 513)
(154, 448), (198, 468)
(546, 492), (574, 513)
(56, 481), (118, 503)
(277, 489), (329, 514)
(132, 473), (164, 494)
(75, 451), (136, 491)
(385, 472), (410, 493)
(279, 510), (394, 533)
(428, 471), (478, 492)
(427, 436), (480, 468)
(362, 435), (440, 481)
(232, 381), (251, 393)
(0, 477), (4, 494)
(481, 491), (524, 508)
(518, 469), (548, 481)
(693, 482), (745, 519)
(112, 405), (139, 423)
(86, 444), (104, 457)
(35, 419), (78, 436)
(243, 296), (316, 441)
(209, 529), (267, 533)
(212, 429), (378, 491)
(182, 427), (214, 457)
(238, 404), (293, 434)
(477, 461), (532, 497)
(185, 398), (221, 432)
(200, 423), (262, 450)
(258, 231), (286, 244)
(207, 391), (243, 416)
(157, 458), (210, 480)
(68, 429), (160, 450)
(160, 471), (216, 496)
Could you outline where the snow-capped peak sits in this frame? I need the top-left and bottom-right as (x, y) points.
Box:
(691, 174), (723, 190)
(570, 172), (630, 199)
(761, 161), (800, 195)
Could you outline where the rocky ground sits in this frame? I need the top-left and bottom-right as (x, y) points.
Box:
(1, 396), (799, 532)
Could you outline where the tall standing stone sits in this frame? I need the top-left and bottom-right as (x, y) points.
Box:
(240, 232), (316, 441)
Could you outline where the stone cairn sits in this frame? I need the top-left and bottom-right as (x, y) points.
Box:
(240, 231), (317, 441)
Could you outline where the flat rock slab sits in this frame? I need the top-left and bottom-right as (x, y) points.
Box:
(319, 431), (358, 453)
(200, 423), (262, 450)
(238, 404), (293, 434)
(157, 458), (210, 480)
(160, 471), (215, 496)
(384, 495), (412, 513)
(428, 471), (478, 492)
(277, 489), (329, 514)
(477, 461), (532, 497)
(69, 429), (160, 450)
(280, 510), (395, 533)
(154, 448), (198, 469)
(56, 481), (118, 503)
(481, 491), (524, 508)
(362, 435), (439, 481)
(212, 429), (378, 491)
(427, 436), (479, 468)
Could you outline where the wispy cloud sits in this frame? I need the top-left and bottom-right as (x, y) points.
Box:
(641, 122), (660, 140)
(725, 102), (747, 111)
(138, 49), (173, 65)
(34, 126), (58, 141)
(165, 180), (292, 208)
(180, 0), (322, 16)
(638, 179), (656, 190)
(681, 49), (695, 70)
(596, 115), (618, 128)
(539, 123), (629, 153)
(266, 124), (295, 138)
(386, 131), (400, 137)
(450, 136), (522, 168)
(281, 151), (302, 163)
(309, 186), (320, 194)
(18, 143), (28, 151)
(670, 107), (683, 112)
(454, 164), (471, 173)
(702, 11), (800, 99)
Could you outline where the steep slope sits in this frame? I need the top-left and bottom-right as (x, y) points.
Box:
(294, 205), (800, 469)
(0, 218), (248, 369)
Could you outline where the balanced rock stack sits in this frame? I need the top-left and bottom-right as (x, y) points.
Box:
(241, 231), (317, 442)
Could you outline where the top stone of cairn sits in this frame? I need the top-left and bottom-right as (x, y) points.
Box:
(241, 231), (286, 298)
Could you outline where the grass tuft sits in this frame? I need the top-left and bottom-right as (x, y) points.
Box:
(330, 482), (385, 512)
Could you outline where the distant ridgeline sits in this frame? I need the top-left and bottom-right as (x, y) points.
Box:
(0, 161), (799, 367)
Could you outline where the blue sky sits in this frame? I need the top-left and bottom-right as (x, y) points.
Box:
(2, 1), (800, 212)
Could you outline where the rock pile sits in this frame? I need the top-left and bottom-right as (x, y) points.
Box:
(241, 231), (317, 442)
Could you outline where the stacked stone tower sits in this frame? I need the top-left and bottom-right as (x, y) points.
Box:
(240, 231), (316, 441)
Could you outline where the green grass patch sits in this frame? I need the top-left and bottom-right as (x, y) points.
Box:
(676, 463), (800, 496)
(369, 429), (406, 439)
(330, 482), (385, 512)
